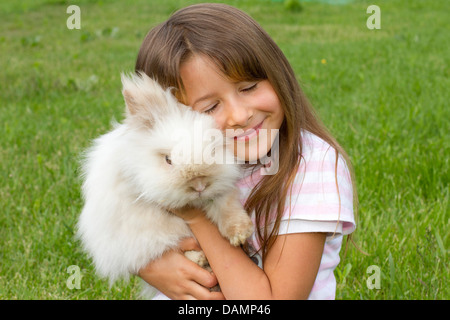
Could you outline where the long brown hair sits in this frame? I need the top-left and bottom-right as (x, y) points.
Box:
(135, 3), (357, 262)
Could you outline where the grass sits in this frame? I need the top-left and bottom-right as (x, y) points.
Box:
(0, 0), (448, 300)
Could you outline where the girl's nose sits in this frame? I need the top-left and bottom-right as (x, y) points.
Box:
(225, 98), (253, 129)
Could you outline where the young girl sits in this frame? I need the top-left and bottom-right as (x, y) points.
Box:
(135, 3), (356, 300)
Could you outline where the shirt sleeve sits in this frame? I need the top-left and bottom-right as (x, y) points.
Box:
(278, 132), (356, 238)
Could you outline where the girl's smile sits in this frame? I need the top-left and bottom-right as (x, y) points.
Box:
(233, 119), (265, 141)
(180, 54), (284, 162)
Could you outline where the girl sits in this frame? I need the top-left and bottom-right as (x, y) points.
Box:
(135, 3), (356, 300)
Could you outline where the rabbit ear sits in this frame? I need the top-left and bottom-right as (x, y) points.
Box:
(121, 72), (175, 127)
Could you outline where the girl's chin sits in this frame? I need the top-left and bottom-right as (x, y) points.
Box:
(233, 134), (272, 163)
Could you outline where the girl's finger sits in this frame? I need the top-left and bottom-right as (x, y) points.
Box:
(184, 279), (225, 300)
(185, 260), (218, 289)
(179, 237), (201, 251)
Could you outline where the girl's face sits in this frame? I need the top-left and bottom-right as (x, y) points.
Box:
(180, 55), (284, 162)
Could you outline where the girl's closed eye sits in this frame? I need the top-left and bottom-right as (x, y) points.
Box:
(240, 82), (258, 93)
(204, 102), (219, 114)
(203, 82), (258, 114)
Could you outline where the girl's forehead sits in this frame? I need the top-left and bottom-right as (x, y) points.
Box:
(183, 55), (234, 83)
(179, 55), (229, 104)
(180, 54), (264, 93)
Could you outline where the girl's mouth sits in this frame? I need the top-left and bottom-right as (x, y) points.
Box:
(234, 120), (264, 142)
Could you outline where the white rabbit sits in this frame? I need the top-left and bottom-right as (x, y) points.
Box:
(77, 72), (253, 298)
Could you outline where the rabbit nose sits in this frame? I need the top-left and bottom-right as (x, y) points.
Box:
(189, 176), (207, 193)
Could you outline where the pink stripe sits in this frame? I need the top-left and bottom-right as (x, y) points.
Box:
(237, 173), (262, 188)
(290, 181), (353, 200)
(289, 203), (353, 218)
(310, 271), (335, 292)
(342, 222), (355, 233)
(319, 260), (340, 270)
(323, 242), (341, 254)
(300, 161), (351, 180)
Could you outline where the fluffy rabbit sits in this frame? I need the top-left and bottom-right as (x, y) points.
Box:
(77, 72), (253, 298)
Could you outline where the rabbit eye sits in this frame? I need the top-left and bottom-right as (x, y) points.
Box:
(165, 155), (172, 165)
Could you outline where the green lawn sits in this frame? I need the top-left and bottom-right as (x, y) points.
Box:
(0, 0), (448, 299)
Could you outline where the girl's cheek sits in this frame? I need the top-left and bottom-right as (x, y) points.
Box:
(212, 113), (228, 131)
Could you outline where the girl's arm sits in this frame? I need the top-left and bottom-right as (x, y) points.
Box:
(187, 209), (326, 300)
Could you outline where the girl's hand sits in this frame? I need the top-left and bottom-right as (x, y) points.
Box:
(138, 237), (225, 300)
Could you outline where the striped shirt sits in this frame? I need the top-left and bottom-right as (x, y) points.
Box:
(237, 130), (356, 300)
